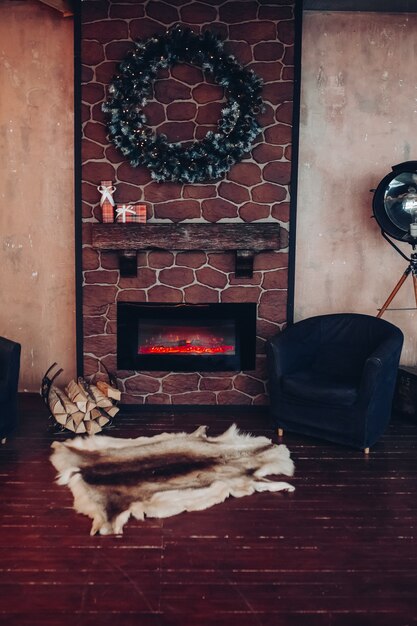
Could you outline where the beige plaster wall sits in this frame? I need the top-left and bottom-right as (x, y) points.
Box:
(295, 11), (417, 365)
(0, 1), (75, 391)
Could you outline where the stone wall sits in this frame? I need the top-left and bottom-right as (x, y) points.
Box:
(81, 0), (295, 405)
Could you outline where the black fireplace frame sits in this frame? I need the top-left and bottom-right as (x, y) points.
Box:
(117, 302), (257, 372)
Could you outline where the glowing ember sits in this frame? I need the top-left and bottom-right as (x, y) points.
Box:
(139, 344), (235, 355)
(138, 324), (236, 357)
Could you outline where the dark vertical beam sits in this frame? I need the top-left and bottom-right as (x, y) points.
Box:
(74, 1), (83, 377)
(287, 0), (304, 326)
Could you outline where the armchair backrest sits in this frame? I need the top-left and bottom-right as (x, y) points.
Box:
(293, 314), (403, 380)
(0, 336), (21, 397)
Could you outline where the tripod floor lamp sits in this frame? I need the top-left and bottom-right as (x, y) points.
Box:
(372, 161), (417, 318)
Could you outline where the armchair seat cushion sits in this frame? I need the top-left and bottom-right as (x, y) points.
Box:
(282, 370), (359, 406)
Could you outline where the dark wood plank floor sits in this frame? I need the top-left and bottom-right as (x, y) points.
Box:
(0, 395), (416, 626)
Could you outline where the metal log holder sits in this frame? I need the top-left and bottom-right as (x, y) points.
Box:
(40, 361), (120, 433)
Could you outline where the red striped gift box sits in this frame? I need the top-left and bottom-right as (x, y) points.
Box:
(116, 203), (147, 223)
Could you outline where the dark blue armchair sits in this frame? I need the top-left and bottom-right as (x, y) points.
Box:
(0, 336), (21, 443)
(266, 313), (404, 452)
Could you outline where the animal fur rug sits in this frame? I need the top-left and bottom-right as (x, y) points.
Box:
(50, 424), (295, 536)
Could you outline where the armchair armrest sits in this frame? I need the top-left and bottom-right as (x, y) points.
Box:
(0, 338), (21, 399)
(357, 332), (404, 408)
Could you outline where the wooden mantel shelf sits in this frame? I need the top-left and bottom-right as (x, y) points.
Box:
(91, 223), (280, 277)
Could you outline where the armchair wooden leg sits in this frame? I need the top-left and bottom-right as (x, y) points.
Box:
(1, 438), (6, 445)
(364, 447), (370, 455)
(277, 428), (284, 438)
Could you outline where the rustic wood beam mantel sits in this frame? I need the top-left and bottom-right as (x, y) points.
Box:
(91, 223), (281, 278)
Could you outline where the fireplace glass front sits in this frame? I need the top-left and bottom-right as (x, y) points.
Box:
(117, 302), (256, 372)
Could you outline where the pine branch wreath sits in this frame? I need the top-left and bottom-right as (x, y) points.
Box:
(102, 25), (264, 184)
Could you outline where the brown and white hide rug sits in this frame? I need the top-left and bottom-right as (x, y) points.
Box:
(50, 424), (295, 536)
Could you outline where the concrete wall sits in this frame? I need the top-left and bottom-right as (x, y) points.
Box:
(295, 11), (417, 365)
(0, 1), (75, 391)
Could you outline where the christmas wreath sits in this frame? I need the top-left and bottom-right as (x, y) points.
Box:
(102, 25), (264, 184)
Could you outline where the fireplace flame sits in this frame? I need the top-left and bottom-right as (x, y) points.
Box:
(138, 326), (236, 356)
(139, 344), (235, 355)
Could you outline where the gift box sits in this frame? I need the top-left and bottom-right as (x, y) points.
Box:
(97, 180), (116, 223)
(115, 203), (147, 223)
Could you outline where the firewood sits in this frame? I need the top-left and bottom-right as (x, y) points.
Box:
(90, 407), (102, 420)
(96, 380), (122, 402)
(56, 390), (79, 416)
(65, 380), (88, 412)
(104, 405), (119, 418)
(97, 415), (110, 427)
(64, 416), (74, 430)
(77, 378), (97, 411)
(72, 411), (86, 427)
(65, 419), (76, 433)
(48, 386), (68, 425)
(89, 385), (114, 408)
(74, 421), (87, 434)
(86, 400), (96, 412)
(85, 420), (102, 435)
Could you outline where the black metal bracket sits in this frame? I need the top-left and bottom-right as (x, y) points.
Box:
(235, 250), (255, 278)
(119, 250), (137, 277)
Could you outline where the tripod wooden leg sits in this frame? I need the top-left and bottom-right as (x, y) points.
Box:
(377, 269), (410, 318)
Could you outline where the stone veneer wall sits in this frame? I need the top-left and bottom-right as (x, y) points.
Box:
(81, 0), (295, 405)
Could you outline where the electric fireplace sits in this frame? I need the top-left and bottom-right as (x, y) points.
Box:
(117, 302), (256, 372)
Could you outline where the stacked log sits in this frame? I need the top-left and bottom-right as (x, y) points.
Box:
(48, 377), (121, 435)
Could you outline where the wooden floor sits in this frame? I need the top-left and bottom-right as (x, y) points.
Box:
(0, 395), (416, 626)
